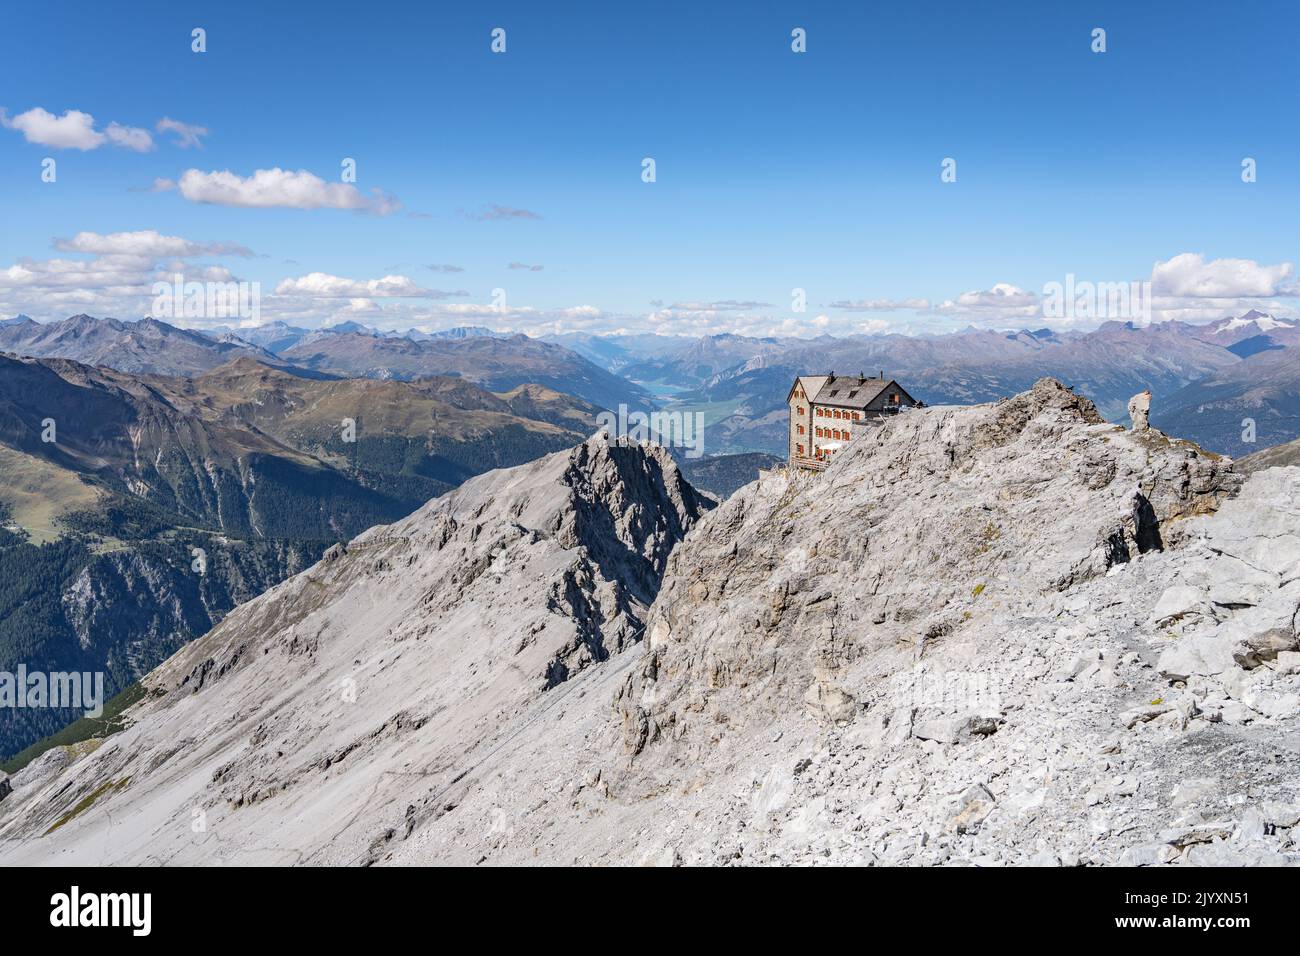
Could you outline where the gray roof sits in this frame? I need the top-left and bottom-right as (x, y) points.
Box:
(790, 375), (828, 402)
(811, 375), (891, 410)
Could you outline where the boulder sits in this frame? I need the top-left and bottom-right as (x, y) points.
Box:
(1151, 585), (1208, 626)
(913, 713), (1000, 744)
(1156, 635), (1236, 681)
(951, 784), (996, 833)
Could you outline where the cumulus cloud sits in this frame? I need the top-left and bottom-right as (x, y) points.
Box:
(155, 117), (209, 148)
(1151, 252), (1293, 298)
(53, 230), (253, 259)
(273, 272), (465, 299)
(855, 318), (894, 334)
(104, 122), (154, 151)
(0, 230), (261, 323)
(0, 107), (152, 151)
(168, 168), (401, 215)
(934, 283), (1041, 320)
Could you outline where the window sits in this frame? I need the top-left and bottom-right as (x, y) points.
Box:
(797, 424), (804, 434)
(797, 443), (804, 454)
(891, 393), (900, 403)
(853, 412), (861, 420)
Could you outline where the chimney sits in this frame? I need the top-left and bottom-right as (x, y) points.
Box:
(879, 369), (884, 380)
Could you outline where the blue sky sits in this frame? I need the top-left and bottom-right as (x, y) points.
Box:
(1, 0), (1297, 336)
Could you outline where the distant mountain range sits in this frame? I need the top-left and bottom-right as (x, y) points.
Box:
(278, 330), (655, 413)
(0, 315), (650, 416)
(204, 321), (507, 353)
(0, 314), (283, 376)
(4, 310), (1297, 460)
(549, 311), (1298, 459)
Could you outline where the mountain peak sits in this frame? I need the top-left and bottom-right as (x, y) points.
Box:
(1214, 309), (1295, 334)
(0, 435), (713, 863)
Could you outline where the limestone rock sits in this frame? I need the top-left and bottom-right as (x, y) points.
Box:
(1128, 390), (1152, 432)
(8, 385), (1299, 870)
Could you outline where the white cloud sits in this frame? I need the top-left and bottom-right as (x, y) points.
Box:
(0, 231), (260, 323)
(155, 117), (209, 148)
(273, 272), (462, 298)
(171, 168), (401, 214)
(104, 121), (154, 152)
(856, 318), (893, 334)
(829, 297), (931, 312)
(0, 107), (152, 151)
(1, 107), (101, 149)
(1151, 252), (1292, 298)
(934, 283), (1040, 322)
(53, 230), (253, 259)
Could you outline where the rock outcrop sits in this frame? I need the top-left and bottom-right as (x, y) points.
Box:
(619, 379), (1238, 761)
(1128, 389), (1152, 432)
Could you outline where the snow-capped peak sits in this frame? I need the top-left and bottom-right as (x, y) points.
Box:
(1214, 310), (1296, 334)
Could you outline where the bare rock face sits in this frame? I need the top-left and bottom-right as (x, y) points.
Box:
(619, 379), (1237, 761)
(6, 381), (1297, 868)
(0, 436), (710, 864)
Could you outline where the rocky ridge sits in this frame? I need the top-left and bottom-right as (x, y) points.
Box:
(3, 380), (1298, 866)
(0, 436), (709, 862)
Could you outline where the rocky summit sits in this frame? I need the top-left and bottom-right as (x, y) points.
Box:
(3, 379), (1298, 867)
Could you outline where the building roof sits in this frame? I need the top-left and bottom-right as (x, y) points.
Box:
(811, 375), (892, 410)
(787, 375), (829, 404)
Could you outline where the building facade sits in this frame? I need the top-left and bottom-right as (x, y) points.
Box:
(787, 373), (921, 470)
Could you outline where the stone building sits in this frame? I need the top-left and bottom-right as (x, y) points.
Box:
(787, 373), (921, 469)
